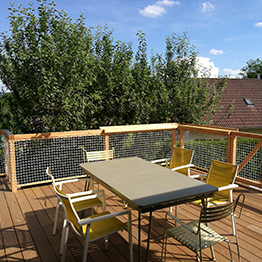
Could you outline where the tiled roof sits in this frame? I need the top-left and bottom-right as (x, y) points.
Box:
(208, 79), (262, 129)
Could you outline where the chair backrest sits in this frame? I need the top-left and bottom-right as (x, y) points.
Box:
(169, 147), (194, 176)
(83, 148), (115, 163)
(200, 193), (245, 224)
(46, 167), (81, 232)
(206, 160), (238, 200)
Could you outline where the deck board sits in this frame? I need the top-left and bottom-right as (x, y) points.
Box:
(1, 174), (262, 262)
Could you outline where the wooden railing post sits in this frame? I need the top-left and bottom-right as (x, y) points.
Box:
(227, 132), (237, 164)
(171, 129), (177, 151)
(179, 128), (185, 148)
(9, 139), (17, 192)
(104, 133), (110, 160)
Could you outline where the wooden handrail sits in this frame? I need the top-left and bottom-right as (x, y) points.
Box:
(100, 123), (178, 134)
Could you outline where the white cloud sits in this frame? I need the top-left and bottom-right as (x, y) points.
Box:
(196, 57), (219, 78)
(139, 0), (179, 18)
(139, 4), (166, 18)
(222, 68), (242, 78)
(210, 48), (223, 55)
(157, 0), (180, 6)
(254, 22), (262, 28)
(201, 2), (215, 12)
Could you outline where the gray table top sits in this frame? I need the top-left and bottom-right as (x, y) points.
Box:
(80, 157), (217, 213)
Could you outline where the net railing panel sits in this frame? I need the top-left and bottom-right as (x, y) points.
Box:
(236, 138), (262, 181)
(109, 130), (173, 161)
(14, 135), (105, 186)
(0, 135), (4, 174)
(182, 132), (227, 171)
(1, 126), (262, 190)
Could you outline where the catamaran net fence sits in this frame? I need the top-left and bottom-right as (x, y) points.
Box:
(14, 134), (105, 186)
(0, 134), (4, 174)
(1, 127), (262, 189)
(236, 137), (262, 181)
(6, 130), (174, 188)
(183, 131), (262, 181)
(109, 130), (173, 161)
(182, 132), (228, 170)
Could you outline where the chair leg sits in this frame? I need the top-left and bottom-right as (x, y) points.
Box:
(234, 230), (241, 262)
(60, 218), (68, 254)
(61, 224), (69, 262)
(161, 234), (168, 262)
(53, 197), (61, 235)
(232, 213), (236, 236)
(227, 241), (234, 262)
(83, 226), (91, 262)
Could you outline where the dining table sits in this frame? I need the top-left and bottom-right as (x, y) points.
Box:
(80, 157), (217, 261)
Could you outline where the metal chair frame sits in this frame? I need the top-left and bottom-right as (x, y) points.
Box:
(54, 181), (133, 262)
(46, 167), (105, 235)
(161, 194), (245, 262)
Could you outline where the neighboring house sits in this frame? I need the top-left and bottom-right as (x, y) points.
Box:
(186, 78), (262, 141)
(210, 78), (262, 133)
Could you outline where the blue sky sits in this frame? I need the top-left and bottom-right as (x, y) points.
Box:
(1, 0), (262, 78)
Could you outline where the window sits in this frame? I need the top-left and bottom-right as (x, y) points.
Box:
(244, 98), (255, 107)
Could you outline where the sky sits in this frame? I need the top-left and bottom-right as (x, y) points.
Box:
(0, 0), (262, 79)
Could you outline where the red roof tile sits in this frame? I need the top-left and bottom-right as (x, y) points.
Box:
(208, 79), (262, 129)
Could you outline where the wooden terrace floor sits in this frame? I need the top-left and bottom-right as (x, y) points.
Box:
(0, 174), (262, 262)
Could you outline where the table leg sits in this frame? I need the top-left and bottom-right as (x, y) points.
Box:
(146, 211), (152, 262)
(138, 211), (141, 262)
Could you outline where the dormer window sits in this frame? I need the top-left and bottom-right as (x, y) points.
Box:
(244, 98), (255, 107)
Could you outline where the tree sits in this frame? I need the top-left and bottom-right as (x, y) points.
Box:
(152, 32), (227, 124)
(0, 1), (227, 134)
(0, 0), (98, 133)
(239, 58), (262, 79)
(0, 92), (19, 132)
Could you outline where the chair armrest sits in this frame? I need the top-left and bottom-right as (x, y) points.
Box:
(56, 176), (90, 186)
(171, 164), (194, 171)
(218, 184), (239, 191)
(190, 173), (207, 178)
(70, 193), (104, 203)
(165, 213), (197, 234)
(151, 158), (169, 164)
(67, 189), (105, 198)
(77, 210), (131, 226)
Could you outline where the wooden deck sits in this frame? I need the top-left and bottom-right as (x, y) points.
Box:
(1, 174), (262, 262)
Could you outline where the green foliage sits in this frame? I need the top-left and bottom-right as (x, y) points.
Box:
(0, 92), (22, 133)
(0, 1), (227, 134)
(151, 32), (227, 124)
(239, 58), (262, 79)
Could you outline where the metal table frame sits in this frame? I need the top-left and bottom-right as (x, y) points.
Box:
(80, 157), (217, 261)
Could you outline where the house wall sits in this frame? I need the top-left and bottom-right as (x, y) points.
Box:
(186, 131), (226, 141)
(240, 128), (262, 134)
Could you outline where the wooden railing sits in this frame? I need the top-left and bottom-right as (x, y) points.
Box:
(1, 123), (262, 191)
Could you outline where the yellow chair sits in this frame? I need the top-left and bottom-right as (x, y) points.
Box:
(46, 167), (106, 236)
(52, 179), (133, 262)
(161, 194), (245, 262)
(152, 147), (198, 213)
(81, 148), (115, 190)
(151, 147), (196, 177)
(195, 160), (239, 235)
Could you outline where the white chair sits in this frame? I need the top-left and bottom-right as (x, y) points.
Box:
(46, 167), (105, 235)
(81, 148), (115, 190)
(51, 175), (133, 262)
